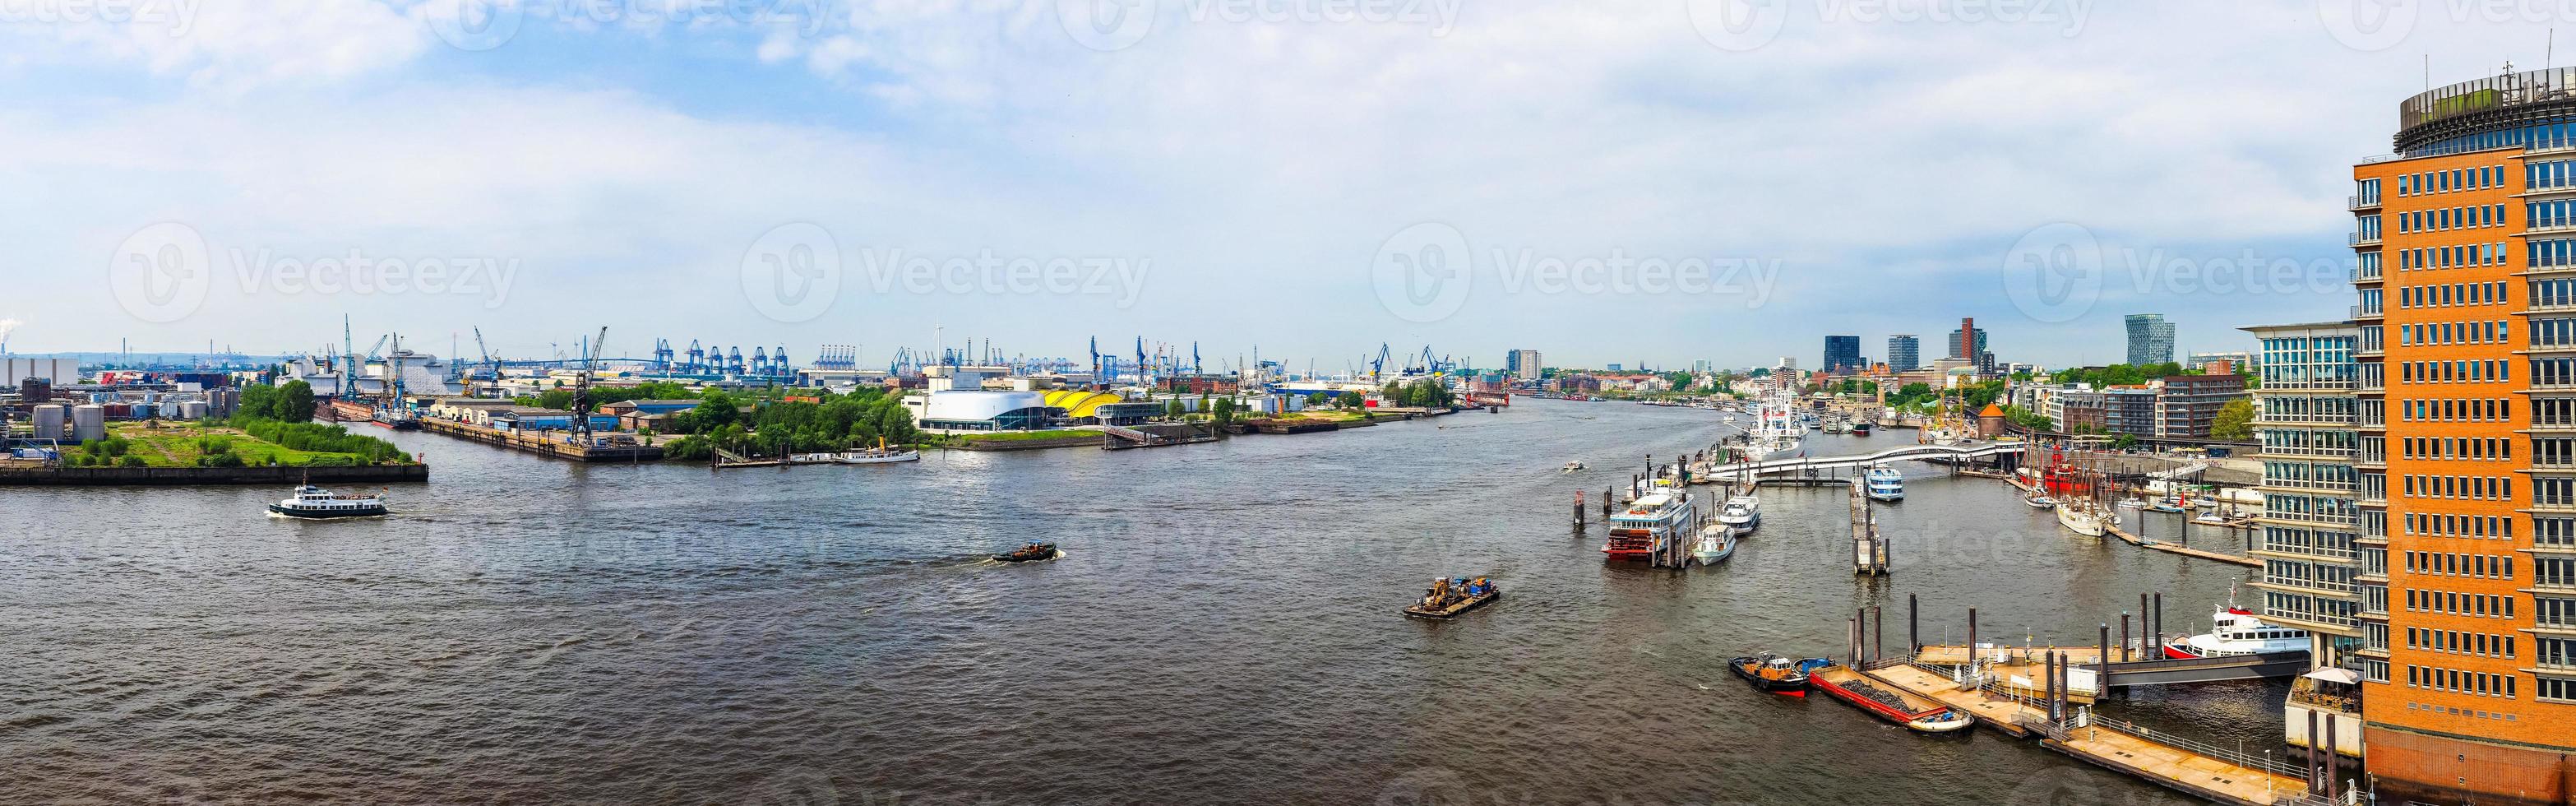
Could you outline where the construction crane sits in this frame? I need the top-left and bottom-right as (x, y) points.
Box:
(472, 327), (500, 396)
(569, 326), (608, 443)
(1367, 343), (1391, 380)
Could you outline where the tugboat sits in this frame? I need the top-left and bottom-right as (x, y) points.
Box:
(991, 542), (1060, 563)
(1404, 576), (1501, 619)
(1729, 653), (1825, 696)
(267, 484), (390, 519)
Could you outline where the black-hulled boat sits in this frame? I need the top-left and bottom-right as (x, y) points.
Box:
(992, 542), (1059, 563)
(1728, 654), (1824, 695)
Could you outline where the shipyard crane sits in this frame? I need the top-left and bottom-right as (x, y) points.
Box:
(1192, 341), (1202, 376)
(1367, 343), (1391, 380)
(472, 327), (500, 396)
(569, 326), (608, 443)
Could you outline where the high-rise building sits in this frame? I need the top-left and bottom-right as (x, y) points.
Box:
(2343, 66), (2575, 804)
(1506, 349), (1542, 382)
(1886, 335), (1921, 372)
(2126, 313), (2176, 365)
(1948, 317), (1991, 372)
(2244, 322), (2362, 665)
(1822, 336), (1861, 374)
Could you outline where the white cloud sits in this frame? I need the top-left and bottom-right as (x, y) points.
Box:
(7, 0), (430, 88)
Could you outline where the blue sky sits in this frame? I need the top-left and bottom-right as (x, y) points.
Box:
(0, 0), (2549, 371)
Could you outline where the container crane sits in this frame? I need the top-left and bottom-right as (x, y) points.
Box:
(569, 326), (608, 443)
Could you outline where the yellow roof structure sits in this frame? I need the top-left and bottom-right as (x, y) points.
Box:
(1043, 389), (1126, 419)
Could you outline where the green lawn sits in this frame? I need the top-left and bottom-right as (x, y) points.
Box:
(103, 422), (382, 467)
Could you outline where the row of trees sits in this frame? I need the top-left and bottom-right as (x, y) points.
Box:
(1379, 378), (1456, 408)
(512, 380), (696, 413)
(661, 388), (922, 461)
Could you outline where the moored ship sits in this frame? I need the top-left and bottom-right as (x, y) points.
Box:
(1603, 486), (1697, 561)
(2162, 603), (2312, 660)
(1864, 465), (1903, 502)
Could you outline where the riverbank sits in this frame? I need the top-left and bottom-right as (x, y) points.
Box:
(0, 462), (428, 486)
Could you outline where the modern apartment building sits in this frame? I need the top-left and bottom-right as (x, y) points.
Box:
(1887, 335), (1921, 372)
(2244, 322), (2364, 667)
(2345, 66), (2576, 804)
(1507, 350), (1542, 382)
(1822, 336), (1861, 374)
(2126, 313), (2176, 365)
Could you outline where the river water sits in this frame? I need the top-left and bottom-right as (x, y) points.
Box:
(3, 399), (2285, 805)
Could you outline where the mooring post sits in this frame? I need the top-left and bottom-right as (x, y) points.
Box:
(1848, 616), (1860, 666)
(1871, 605), (1883, 665)
(2318, 705), (2338, 793)
(2120, 612), (2132, 662)
(1908, 594), (1919, 656)
(2098, 623), (2111, 694)
(2326, 717), (2340, 803)
(2152, 593), (2162, 655)
(2042, 650), (2057, 720)
(1967, 607), (1978, 665)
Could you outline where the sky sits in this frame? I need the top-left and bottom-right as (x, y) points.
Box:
(0, 0), (2553, 372)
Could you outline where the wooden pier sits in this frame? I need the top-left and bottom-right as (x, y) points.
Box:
(1846, 601), (2329, 806)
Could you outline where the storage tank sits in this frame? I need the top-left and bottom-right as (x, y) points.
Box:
(32, 404), (67, 439)
(71, 405), (107, 442)
(179, 401), (210, 419)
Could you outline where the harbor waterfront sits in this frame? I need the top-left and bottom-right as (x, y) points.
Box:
(6, 400), (2277, 804)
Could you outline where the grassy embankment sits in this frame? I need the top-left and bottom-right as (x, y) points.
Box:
(98, 421), (402, 467)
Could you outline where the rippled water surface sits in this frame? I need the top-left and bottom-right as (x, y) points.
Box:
(3, 400), (2283, 804)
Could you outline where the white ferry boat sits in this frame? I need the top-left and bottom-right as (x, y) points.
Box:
(1691, 522), (1737, 565)
(1744, 398), (1806, 461)
(1716, 495), (1761, 532)
(1864, 465), (1903, 502)
(267, 484), (389, 519)
(2162, 604), (2312, 659)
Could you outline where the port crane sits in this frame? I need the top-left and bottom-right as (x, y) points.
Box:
(569, 327), (608, 443)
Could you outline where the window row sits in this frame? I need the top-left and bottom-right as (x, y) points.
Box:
(2400, 280), (2506, 308)
(2399, 203), (2507, 233)
(2403, 242), (2508, 271)
(2403, 587), (2518, 618)
(2403, 549), (2517, 580)
(2400, 164), (2508, 195)
(2407, 627), (2518, 660)
(2398, 320), (2507, 346)
(2398, 397), (2509, 422)
(2403, 512), (2514, 540)
(2403, 359), (2509, 385)
(2403, 436), (2514, 461)
(2400, 474), (2512, 500)
(2407, 665), (2519, 699)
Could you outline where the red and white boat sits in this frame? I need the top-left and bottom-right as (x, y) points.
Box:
(2161, 603), (2311, 659)
(1602, 483), (1695, 561)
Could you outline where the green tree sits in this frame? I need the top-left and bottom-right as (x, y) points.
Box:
(1336, 391), (1366, 410)
(277, 380), (317, 423)
(237, 384), (280, 420)
(2211, 398), (2255, 440)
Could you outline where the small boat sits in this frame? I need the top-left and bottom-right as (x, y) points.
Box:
(2194, 512), (2227, 526)
(2117, 498), (2146, 510)
(267, 484), (390, 519)
(1729, 653), (1824, 695)
(2024, 495), (2056, 510)
(839, 447), (922, 465)
(1561, 461), (1585, 474)
(2146, 501), (2186, 514)
(1849, 420), (1872, 436)
(1716, 495), (1761, 532)
(992, 542), (1060, 563)
(1404, 576), (1501, 619)
(2056, 500), (2108, 537)
(1691, 523), (1737, 565)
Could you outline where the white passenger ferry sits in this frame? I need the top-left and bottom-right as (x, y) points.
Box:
(267, 484), (389, 519)
(1864, 465), (1903, 502)
(1603, 483), (1696, 561)
(2162, 603), (2312, 659)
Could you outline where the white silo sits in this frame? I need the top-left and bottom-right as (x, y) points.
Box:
(71, 405), (107, 442)
(32, 404), (67, 440)
(179, 401), (210, 419)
